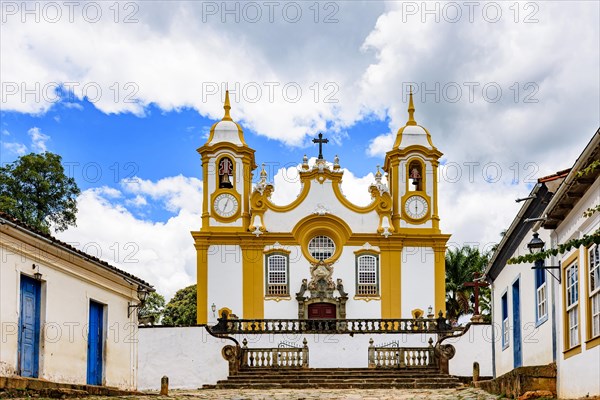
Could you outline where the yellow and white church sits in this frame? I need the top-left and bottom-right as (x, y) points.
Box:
(192, 91), (450, 324)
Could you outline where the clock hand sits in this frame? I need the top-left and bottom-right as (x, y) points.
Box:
(224, 199), (229, 210)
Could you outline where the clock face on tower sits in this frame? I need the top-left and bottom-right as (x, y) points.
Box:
(404, 195), (428, 220)
(213, 193), (239, 218)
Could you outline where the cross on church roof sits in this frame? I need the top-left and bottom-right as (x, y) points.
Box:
(312, 133), (329, 160)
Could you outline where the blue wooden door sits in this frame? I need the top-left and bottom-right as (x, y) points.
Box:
(512, 279), (522, 368)
(87, 301), (104, 385)
(18, 275), (41, 378)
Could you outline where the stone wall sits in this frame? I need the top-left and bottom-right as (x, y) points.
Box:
(475, 364), (556, 399)
(138, 324), (493, 390)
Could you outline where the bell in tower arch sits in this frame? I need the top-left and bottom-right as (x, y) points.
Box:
(408, 161), (423, 191)
(218, 157), (234, 189)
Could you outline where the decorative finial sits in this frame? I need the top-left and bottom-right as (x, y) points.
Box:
(333, 154), (340, 169)
(223, 90), (232, 121)
(375, 165), (382, 179)
(302, 154), (309, 170)
(407, 86), (417, 126)
(260, 163), (267, 180)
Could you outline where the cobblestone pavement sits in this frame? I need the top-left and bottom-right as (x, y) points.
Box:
(81, 388), (504, 400)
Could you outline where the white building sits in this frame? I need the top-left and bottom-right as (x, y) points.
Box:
(539, 130), (600, 398)
(484, 129), (600, 398)
(193, 90), (450, 324)
(484, 170), (566, 377)
(0, 212), (153, 390)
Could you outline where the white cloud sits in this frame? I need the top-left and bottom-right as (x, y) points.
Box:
(58, 181), (201, 300)
(126, 195), (148, 207)
(367, 132), (394, 158)
(27, 127), (50, 152)
(269, 158), (380, 207)
(2, 142), (27, 156)
(121, 175), (202, 214)
(3, 1), (599, 258)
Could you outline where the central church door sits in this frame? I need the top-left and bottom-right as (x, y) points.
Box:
(308, 303), (336, 319)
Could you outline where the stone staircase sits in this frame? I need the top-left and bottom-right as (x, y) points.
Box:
(208, 368), (462, 389)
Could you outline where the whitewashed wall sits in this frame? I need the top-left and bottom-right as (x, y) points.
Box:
(138, 325), (493, 390)
(263, 244), (382, 320)
(0, 228), (141, 390)
(263, 178), (380, 233)
(207, 244), (243, 324)
(491, 229), (555, 378)
(401, 246), (435, 317)
(554, 178), (600, 398)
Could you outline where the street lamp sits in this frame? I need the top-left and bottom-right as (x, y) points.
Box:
(527, 232), (545, 254)
(128, 286), (149, 318)
(32, 263), (42, 281)
(527, 232), (561, 283)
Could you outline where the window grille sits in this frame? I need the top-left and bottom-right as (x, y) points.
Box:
(535, 268), (547, 322)
(357, 254), (378, 296)
(589, 245), (600, 337)
(566, 263), (579, 347)
(502, 293), (509, 348)
(266, 254), (288, 296)
(308, 236), (335, 261)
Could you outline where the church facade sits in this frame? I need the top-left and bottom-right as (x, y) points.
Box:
(193, 92), (450, 324)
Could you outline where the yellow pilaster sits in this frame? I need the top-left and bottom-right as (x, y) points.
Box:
(242, 245), (264, 319)
(196, 244), (209, 324)
(434, 246), (446, 315)
(432, 163), (440, 230)
(381, 247), (402, 318)
(201, 160), (209, 230)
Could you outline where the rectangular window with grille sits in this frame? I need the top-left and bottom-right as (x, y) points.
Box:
(502, 292), (509, 349)
(589, 245), (600, 338)
(356, 254), (379, 296)
(266, 253), (289, 296)
(535, 267), (548, 324)
(566, 262), (579, 348)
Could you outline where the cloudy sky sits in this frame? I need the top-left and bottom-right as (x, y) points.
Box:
(1, 1), (598, 299)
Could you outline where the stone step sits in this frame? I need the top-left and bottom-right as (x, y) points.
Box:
(214, 381), (461, 389)
(237, 367), (440, 372)
(220, 375), (458, 382)
(217, 379), (460, 386)
(235, 368), (441, 375)
(227, 373), (454, 380)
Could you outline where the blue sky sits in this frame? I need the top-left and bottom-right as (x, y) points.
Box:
(2, 1), (598, 298)
(2, 97), (391, 222)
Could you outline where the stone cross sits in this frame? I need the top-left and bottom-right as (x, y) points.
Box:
(463, 272), (489, 318)
(312, 133), (329, 160)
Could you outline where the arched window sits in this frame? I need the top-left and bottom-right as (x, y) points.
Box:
(356, 254), (379, 296)
(218, 157), (234, 189)
(266, 253), (289, 296)
(408, 160), (423, 192)
(308, 236), (335, 261)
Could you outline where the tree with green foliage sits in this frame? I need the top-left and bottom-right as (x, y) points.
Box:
(445, 246), (491, 323)
(162, 284), (197, 326)
(139, 291), (166, 323)
(0, 152), (80, 234)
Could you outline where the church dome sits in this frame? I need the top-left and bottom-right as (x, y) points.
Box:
(206, 90), (246, 146)
(393, 90), (434, 150)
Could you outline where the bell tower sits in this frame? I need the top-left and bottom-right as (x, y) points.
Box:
(197, 90), (256, 231)
(383, 89), (443, 233)
(383, 89), (448, 317)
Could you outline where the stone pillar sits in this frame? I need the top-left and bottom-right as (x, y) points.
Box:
(302, 338), (309, 369)
(368, 338), (375, 368)
(473, 361), (480, 383)
(160, 376), (168, 396)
